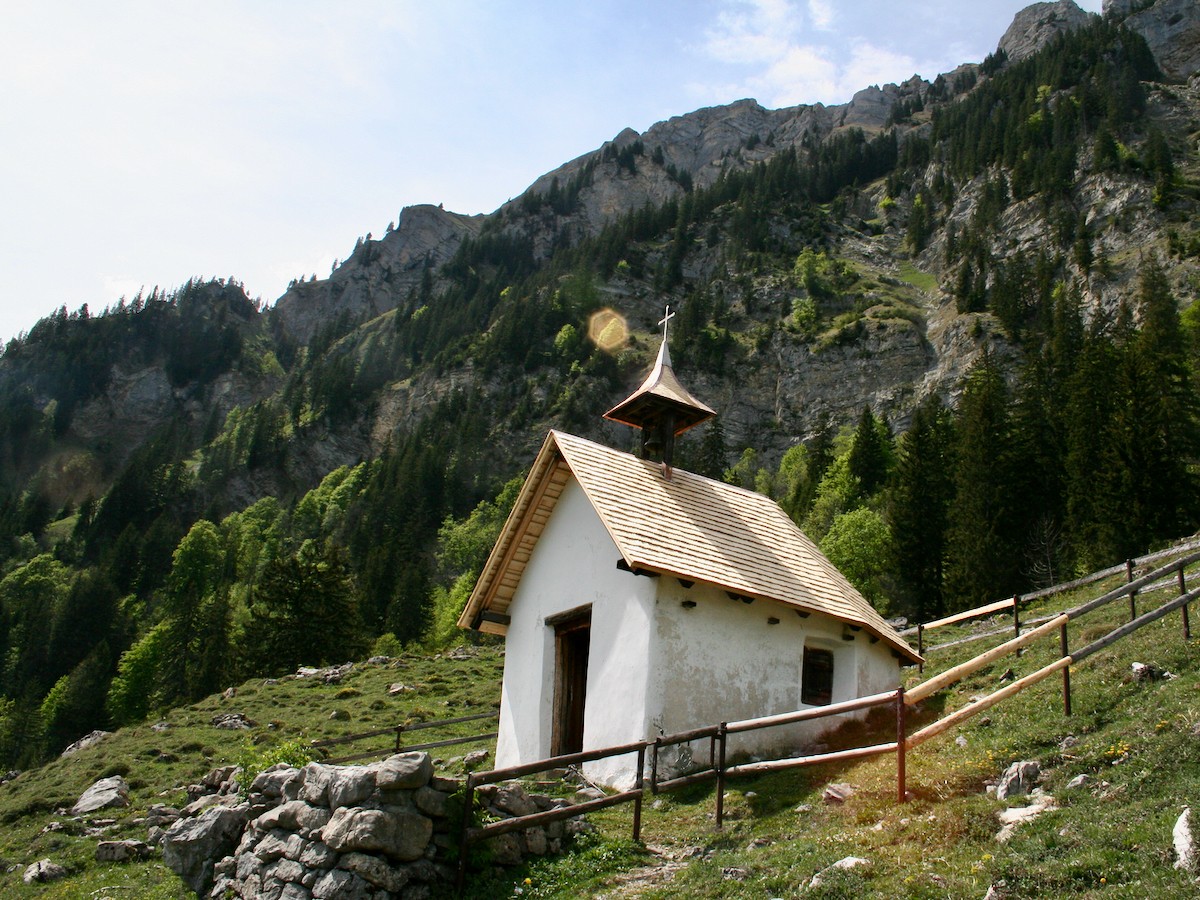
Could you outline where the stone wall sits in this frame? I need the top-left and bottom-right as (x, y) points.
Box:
(162, 751), (583, 899)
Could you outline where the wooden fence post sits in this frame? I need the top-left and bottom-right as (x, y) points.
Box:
(715, 723), (728, 829)
(917, 624), (924, 673)
(1012, 597), (1022, 656)
(1179, 566), (1191, 640)
(633, 745), (645, 842)
(650, 737), (660, 794)
(1127, 559), (1137, 621)
(1060, 622), (1071, 717)
(896, 686), (907, 803)
(455, 772), (476, 894)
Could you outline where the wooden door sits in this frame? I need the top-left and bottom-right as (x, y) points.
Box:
(551, 609), (591, 756)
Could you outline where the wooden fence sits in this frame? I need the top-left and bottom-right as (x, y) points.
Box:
(311, 709), (499, 765)
(454, 540), (1200, 887)
(908, 540), (1200, 665)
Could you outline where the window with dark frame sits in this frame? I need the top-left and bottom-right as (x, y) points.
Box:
(801, 646), (834, 706)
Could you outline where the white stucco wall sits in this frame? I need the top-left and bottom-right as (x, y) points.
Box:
(494, 478), (656, 787)
(648, 579), (901, 773)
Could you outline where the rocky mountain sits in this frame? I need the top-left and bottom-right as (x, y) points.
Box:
(2, 0), (1195, 531)
(1, 0), (1200, 770)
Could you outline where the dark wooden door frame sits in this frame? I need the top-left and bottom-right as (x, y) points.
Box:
(549, 605), (592, 756)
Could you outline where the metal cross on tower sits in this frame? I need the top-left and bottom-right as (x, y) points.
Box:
(658, 305), (675, 341)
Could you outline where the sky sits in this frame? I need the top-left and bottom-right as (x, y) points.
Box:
(0, 0), (1104, 344)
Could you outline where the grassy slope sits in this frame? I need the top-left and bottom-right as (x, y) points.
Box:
(4, 568), (1200, 899)
(0, 645), (503, 898)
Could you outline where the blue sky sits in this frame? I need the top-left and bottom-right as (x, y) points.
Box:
(0, 0), (1103, 343)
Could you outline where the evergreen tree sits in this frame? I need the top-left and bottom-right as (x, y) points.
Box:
(242, 542), (368, 675)
(945, 356), (1022, 610)
(847, 406), (893, 499)
(888, 395), (955, 621)
(1064, 321), (1126, 568)
(1122, 260), (1199, 547)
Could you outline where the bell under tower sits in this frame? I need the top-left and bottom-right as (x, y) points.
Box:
(603, 307), (716, 478)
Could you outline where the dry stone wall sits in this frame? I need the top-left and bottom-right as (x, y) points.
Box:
(161, 751), (582, 899)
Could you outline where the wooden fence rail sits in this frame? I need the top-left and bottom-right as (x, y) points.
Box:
(312, 709), (499, 765)
(455, 741), (649, 893)
(910, 544), (1200, 664)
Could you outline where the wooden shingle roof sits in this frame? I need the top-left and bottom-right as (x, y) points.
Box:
(458, 430), (921, 663)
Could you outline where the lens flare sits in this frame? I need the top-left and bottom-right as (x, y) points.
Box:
(588, 308), (628, 353)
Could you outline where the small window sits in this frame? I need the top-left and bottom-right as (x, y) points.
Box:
(801, 647), (834, 706)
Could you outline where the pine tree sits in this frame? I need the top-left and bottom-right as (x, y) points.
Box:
(888, 395), (955, 621)
(847, 406), (893, 500)
(944, 356), (1022, 610)
(1123, 260), (1199, 546)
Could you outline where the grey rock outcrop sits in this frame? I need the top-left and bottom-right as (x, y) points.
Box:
(999, 1), (1093, 63)
(271, 205), (486, 344)
(1122, 0), (1200, 80)
(72, 775), (131, 816)
(23, 859), (68, 884)
(162, 805), (249, 894)
(996, 760), (1041, 800)
(60, 729), (112, 757)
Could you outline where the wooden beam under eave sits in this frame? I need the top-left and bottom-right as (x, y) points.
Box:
(477, 457), (570, 618)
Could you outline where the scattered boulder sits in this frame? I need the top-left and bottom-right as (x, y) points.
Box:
(823, 782), (857, 804)
(810, 856), (871, 887)
(23, 859), (68, 884)
(462, 749), (489, 769)
(72, 775), (130, 816)
(996, 789), (1057, 843)
(96, 839), (153, 862)
(1131, 661), (1172, 682)
(1175, 807), (1197, 874)
(296, 663), (354, 683)
(996, 760), (1040, 801)
(60, 730), (113, 757)
(329, 709), (351, 721)
(211, 713), (254, 730)
(388, 683), (414, 695)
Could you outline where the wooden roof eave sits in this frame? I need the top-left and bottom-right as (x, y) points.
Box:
(457, 433), (568, 633)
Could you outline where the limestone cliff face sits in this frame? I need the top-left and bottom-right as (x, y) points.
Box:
(999, 1), (1093, 62)
(272, 204), (485, 344)
(1119, 0), (1200, 80)
(21, 0), (1200, 509)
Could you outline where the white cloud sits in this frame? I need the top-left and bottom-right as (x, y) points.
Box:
(807, 0), (835, 31)
(700, 0), (950, 107)
(704, 0), (803, 64)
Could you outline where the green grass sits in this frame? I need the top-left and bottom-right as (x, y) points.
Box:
(5, 570), (1200, 898)
(897, 261), (939, 293)
(0, 642), (503, 897)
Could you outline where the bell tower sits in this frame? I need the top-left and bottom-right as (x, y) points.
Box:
(603, 307), (716, 478)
